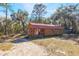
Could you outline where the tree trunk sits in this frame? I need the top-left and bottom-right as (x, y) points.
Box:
(63, 18), (67, 29)
(5, 4), (8, 35)
(21, 21), (25, 33)
(71, 19), (77, 33)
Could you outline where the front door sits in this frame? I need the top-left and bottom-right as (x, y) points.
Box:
(39, 29), (44, 37)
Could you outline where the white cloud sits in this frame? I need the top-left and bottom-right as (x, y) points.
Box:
(47, 9), (56, 14)
(21, 3), (35, 14)
(45, 9), (56, 17)
(22, 3), (34, 9)
(18, 3), (35, 17)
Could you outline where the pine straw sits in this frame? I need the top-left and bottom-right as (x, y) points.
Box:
(0, 43), (13, 51)
(32, 37), (79, 56)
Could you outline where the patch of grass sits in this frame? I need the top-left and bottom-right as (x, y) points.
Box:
(32, 37), (79, 56)
(0, 43), (13, 51)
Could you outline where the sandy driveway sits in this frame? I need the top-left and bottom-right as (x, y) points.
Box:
(0, 42), (49, 56)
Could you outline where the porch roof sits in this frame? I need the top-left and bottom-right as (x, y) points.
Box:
(29, 23), (63, 29)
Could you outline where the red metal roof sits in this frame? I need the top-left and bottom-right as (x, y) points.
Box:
(29, 23), (63, 29)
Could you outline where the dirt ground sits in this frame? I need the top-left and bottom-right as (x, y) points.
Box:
(0, 42), (48, 56)
(32, 37), (79, 56)
(0, 37), (79, 56)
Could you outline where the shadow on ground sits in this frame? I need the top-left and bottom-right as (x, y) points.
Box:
(11, 34), (79, 43)
(11, 37), (31, 43)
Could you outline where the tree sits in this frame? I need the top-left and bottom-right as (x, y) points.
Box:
(0, 3), (14, 35)
(51, 4), (79, 33)
(31, 3), (47, 23)
(10, 9), (29, 33)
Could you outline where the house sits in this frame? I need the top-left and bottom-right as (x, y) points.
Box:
(27, 22), (64, 37)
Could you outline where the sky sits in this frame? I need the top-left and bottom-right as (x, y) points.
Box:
(0, 3), (77, 18)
